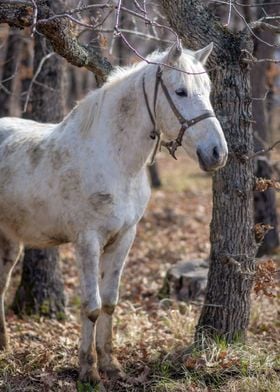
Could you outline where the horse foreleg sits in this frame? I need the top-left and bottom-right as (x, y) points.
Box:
(75, 231), (102, 385)
(96, 227), (136, 378)
(0, 233), (23, 350)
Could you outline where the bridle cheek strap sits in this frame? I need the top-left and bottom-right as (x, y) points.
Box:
(142, 73), (162, 164)
(142, 66), (216, 162)
(161, 111), (216, 159)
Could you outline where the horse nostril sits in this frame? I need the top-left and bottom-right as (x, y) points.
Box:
(212, 146), (220, 161)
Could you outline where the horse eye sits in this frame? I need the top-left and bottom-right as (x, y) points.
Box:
(175, 88), (188, 97)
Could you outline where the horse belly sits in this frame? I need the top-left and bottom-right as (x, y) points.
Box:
(0, 208), (67, 248)
(0, 186), (71, 247)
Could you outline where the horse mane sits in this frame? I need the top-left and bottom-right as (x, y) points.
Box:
(62, 48), (210, 136)
(105, 48), (210, 92)
(60, 89), (101, 137)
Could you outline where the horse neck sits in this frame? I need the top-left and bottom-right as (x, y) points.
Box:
(93, 71), (156, 176)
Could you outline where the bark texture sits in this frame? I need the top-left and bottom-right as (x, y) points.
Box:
(0, 28), (22, 116)
(0, 0), (33, 28)
(198, 62), (256, 343)
(12, 249), (65, 318)
(12, 1), (66, 318)
(0, 0), (113, 81)
(160, 0), (257, 343)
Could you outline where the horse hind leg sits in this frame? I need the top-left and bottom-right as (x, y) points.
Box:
(0, 231), (23, 350)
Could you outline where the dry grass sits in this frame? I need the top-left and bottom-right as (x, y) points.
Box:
(0, 152), (279, 391)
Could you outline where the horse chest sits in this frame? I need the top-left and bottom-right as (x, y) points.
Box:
(115, 196), (145, 227)
(92, 175), (151, 236)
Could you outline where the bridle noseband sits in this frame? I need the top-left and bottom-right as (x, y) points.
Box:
(142, 66), (216, 163)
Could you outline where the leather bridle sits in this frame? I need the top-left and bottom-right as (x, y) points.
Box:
(142, 66), (216, 163)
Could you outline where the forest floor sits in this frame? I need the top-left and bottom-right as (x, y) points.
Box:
(0, 152), (279, 392)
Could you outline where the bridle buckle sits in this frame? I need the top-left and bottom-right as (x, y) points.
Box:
(162, 140), (179, 160)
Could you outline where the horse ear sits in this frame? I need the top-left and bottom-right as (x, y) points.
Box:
(194, 42), (213, 65)
(166, 41), (183, 65)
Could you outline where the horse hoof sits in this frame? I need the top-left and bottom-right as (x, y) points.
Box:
(104, 366), (126, 380)
(79, 367), (101, 386)
(100, 357), (126, 380)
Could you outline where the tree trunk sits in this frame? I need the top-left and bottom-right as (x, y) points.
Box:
(254, 159), (279, 255)
(12, 250), (65, 318)
(196, 61), (256, 342)
(159, 0), (257, 343)
(12, 3), (66, 318)
(0, 28), (22, 116)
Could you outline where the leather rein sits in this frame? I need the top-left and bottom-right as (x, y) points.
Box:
(142, 66), (215, 164)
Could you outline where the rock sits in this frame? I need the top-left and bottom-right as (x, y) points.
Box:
(159, 260), (209, 302)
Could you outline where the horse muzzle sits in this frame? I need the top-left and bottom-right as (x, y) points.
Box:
(196, 145), (228, 172)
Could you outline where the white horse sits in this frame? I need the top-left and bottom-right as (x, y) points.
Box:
(0, 43), (228, 384)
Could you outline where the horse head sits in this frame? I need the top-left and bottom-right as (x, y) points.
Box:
(154, 43), (228, 171)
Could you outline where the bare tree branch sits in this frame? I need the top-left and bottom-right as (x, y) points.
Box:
(249, 16), (280, 33)
(0, 1), (113, 80)
(246, 140), (280, 160)
(233, 4), (279, 47)
(30, 0), (37, 36)
(96, 28), (172, 43)
(241, 48), (280, 64)
(38, 15), (113, 80)
(0, 0), (33, 27)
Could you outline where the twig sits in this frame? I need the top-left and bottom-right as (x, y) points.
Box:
(249, 16), (280, 33)
(1, 69), (18, 84)
(60, 2), (114, 16)
(39, 2), (179, 43)
(133, 0), (145, 14)
(241, 49), (280, 64)
(30, 0), (37, 36)
(209, 0), (280, 7)
(92, 9), (114, 30)
(39, 13), (97, 30)
(189, 302), (223, 308)
(114, 0), (122, 37)
(114, 29), (211, 75)
(251, 89), (269, 101)
(243, 57), (280, 64)
(23, 52), (55, 112)
(224, 0), (233, 27)
(233, 5), (280, 47)
(0, 82), (12, 95)
(236, 1), (280, 6)
(36, 2), (179, 45)
(245, 140), (280, 160)
(96, 28), (172, 43)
